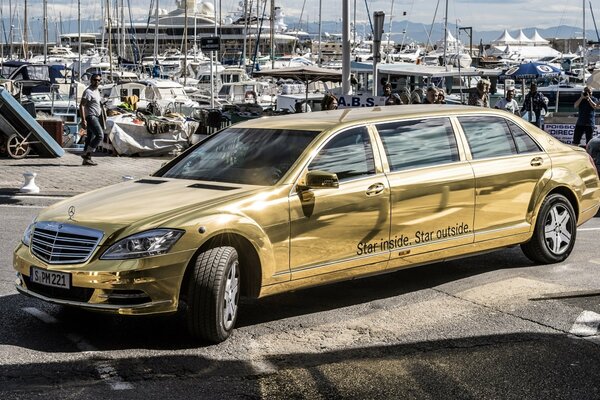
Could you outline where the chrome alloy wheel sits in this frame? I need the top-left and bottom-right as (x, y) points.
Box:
(223, 260), (240, 330)
(544, 203), (573, 255)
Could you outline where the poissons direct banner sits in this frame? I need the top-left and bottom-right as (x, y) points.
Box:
(543, 123), (600, 145)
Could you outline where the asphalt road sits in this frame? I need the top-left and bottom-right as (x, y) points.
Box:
(2, 200), (600, 399)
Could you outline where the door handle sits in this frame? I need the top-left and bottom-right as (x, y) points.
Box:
(366, 183), (385, 196)
(530, 157), (543, 167)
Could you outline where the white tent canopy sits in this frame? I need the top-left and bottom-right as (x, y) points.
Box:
(492, 29), (518, 45)
(486, 44), (560, 60)
(515, 30), (533, 44)
(529, 29), (549, 45)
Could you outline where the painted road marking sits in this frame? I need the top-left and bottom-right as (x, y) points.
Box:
(22, 307), (134, 390)
(22, 307), (60, 324)
(569, 310), (600, 337)
(0, 195), (67, 200)
(250, 359), (278, 375)
(577, 227), (600, 231)
(0, 204), (45, 209)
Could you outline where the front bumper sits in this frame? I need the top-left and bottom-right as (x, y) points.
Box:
(13, 243), (195, 315)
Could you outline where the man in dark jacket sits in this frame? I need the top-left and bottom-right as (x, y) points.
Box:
(573, 86), (599, 146)
(520, 82), (548, 128)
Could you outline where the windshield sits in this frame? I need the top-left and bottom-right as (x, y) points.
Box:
(161, 128), (320, 185)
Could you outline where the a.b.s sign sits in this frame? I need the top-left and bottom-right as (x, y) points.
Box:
(337, 95), (387, 108)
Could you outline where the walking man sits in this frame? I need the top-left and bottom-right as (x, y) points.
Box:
(79, 73), (104, 166)
(573, 86), (599, 147)
(494, 86), (519, 114)
(468, 79), (490, 107)
(520, 82), (548, 128)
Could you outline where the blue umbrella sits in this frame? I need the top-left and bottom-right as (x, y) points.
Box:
(502, 62), (562, 80)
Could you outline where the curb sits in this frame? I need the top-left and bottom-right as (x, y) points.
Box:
(0, 189), (78, 198)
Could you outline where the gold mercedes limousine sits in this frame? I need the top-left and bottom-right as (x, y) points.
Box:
(14, 105), (600, 342)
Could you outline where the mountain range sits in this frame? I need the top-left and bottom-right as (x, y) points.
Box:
(13, 17), (593, 48)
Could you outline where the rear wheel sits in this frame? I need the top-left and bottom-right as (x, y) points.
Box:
(186, 246), (240, 343)
(521, 194), (576, 264)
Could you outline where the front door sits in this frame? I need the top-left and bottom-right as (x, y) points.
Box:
(289, 126), (391, 281)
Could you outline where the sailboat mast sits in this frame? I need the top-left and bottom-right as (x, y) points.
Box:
(23, 0), (27, 59)
(183, 0), (188, 85)
(242, 0), (248, 67)
(43, 0), (47, 63)
(106, 0), (113, 81)
(443, 0), (448, 67)
(154, 0), (158, 64)
(270, 0), (274, 69)
(318, 0), (322, 66)
(121, 0), (125, 62)
(9, 0), (12, 59)
(583, 0), (587, 71)
(78, 0), (81, 78)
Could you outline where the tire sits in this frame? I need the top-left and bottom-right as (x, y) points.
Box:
(521, 194), (576, 264)
(186, 246), (240, 343)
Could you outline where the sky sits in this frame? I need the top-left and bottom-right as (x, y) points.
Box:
(5, 0), (591, 38)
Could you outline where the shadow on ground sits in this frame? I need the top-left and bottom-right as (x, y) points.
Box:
(0, 332), (599, 399)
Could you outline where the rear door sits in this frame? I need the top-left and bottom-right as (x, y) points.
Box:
(374, 117), (476, 267)
(457, 116), (551, 241)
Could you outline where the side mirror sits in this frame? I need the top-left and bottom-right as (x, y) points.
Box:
(304, 170), (339, 189)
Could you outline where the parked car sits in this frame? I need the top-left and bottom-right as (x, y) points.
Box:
(14, 105), (600, 343)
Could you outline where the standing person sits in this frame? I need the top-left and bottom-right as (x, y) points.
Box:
(152, 62), (161, 78)
(321, 93), (338, 110)
(573, 86), (599, 147)
(520, 82), (548, 128)
(79, 73), (104, 166)
(383, 82), (403, 105)
(494, 86), (519, 114)
(468, 79), (490, 107)
(436, 88), (447, 104)
(422, 87), (438, 104)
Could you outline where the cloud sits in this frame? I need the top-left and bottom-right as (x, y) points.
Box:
(12, 0), (588, 36)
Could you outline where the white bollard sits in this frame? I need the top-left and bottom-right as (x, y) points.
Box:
(20, 172), (40, 194)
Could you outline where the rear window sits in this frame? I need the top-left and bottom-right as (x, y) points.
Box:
(458, 116), (517, 159)
(376, 118), (459, 171)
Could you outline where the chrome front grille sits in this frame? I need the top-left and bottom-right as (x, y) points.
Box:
(30, 222), (104, 264)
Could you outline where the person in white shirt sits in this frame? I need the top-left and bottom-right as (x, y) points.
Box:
(494, 86), (519, 114)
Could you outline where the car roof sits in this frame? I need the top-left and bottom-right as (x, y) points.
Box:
(234, 105), (510, 131)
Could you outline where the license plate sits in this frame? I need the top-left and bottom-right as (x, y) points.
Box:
(30, 267), (71, 289)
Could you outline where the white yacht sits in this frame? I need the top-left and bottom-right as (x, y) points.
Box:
(103, 0), (298, 63)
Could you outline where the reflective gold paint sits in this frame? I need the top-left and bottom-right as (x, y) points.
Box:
(13, 105), (600, 316)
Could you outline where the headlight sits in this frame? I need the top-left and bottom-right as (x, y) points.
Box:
(101, 229), (185, 260)
(22, 223), (35, 247)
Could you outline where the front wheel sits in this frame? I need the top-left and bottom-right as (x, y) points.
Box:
(186, 246), (240, 343)
(521, 194), (576, 264)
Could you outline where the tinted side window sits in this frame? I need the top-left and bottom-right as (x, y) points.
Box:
(507, 120), (541, 153)
(459, 116), (517, 159)
(309, 126), (375, 181)
(376, 118), (459, 171)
